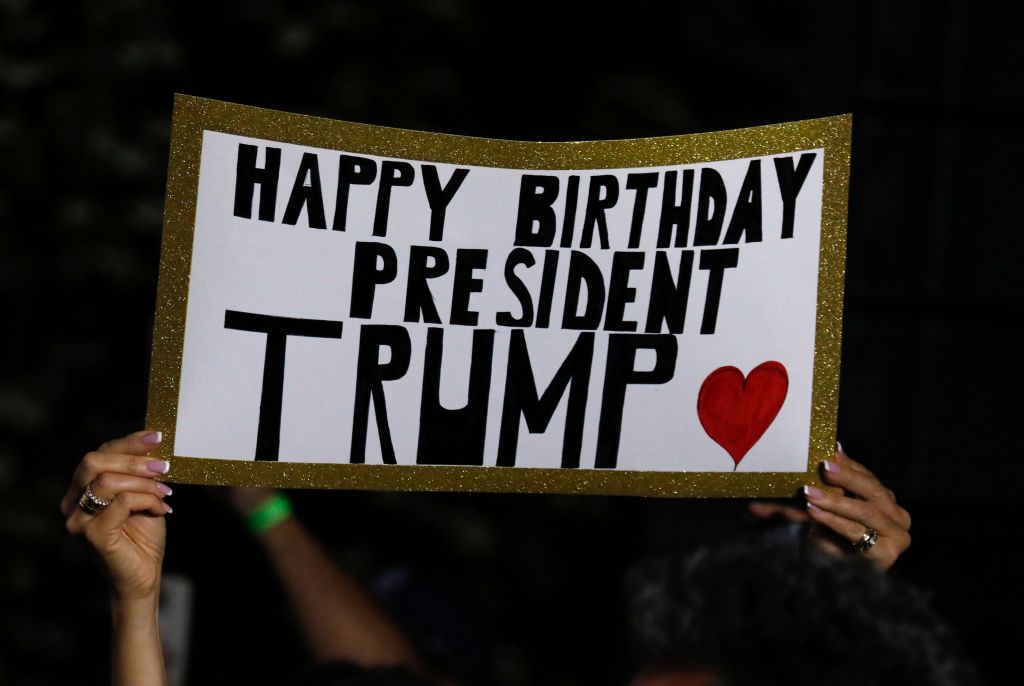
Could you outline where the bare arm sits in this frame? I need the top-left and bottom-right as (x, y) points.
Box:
(110, 595), (166, 686)
(235, 490), (423, 671)
(62, 430), (173, 686)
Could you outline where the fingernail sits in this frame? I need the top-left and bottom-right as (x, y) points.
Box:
(147, 460), (170, 475)
(156, 483), (173, 496)
(806, 501), (823, 513)
(823, 460), (840, 474)
(836, 440), (843, 454)
(142, 431), (163, 446)
(804, 485), (825, 500)
(163, 503), (173, 514)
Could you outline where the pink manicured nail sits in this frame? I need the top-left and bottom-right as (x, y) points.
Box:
(823, 460), (840, 474)
(806, 501), (822, 513)
(804, 485), (825, 500)
(142, 431), (162, 446)
(163, 503), (173, 514)
(156, 483), (173, 496)
(147, 460), (170, 475)
(836, 440), (843, 454)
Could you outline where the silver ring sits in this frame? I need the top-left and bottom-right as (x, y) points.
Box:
(853, 527), (878, 552)
(77, 484), (110, 515)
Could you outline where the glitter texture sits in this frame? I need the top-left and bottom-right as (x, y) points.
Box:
(146, 95), (850, 498)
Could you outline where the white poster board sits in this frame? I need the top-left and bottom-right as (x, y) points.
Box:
(147, 95), (850, 497)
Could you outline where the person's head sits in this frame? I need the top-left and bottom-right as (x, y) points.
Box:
(625, 532), (978, 686)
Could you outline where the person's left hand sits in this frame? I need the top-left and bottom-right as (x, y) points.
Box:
(61, 431), (173, 601)
(749, 444), (911, 570)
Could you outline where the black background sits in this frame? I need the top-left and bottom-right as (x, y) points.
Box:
(1, 1), (1020, 684)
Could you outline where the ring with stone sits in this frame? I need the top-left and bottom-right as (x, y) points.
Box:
(77, 484), (110, 515)
(853, 527), (879, 552)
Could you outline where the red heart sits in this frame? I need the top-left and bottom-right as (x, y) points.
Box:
(697, 361), (788, 469)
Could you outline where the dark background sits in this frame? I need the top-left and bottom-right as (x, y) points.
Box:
(2, 1), (1020, 684)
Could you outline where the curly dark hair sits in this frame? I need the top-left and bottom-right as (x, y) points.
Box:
(290, 661), (435, 686)
(625, 531), (979, 686)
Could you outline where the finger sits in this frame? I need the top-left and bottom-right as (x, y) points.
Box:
(823, 448), (911, 528)
(80, 492), (171, 547)
(65, 488), (172, 536)
(819, 464), (911, 532)
(749, 501), (785, 518)
(833, 453), (872, 479)
(804, 502), (910, 567)
(828, 444), (871, 477)
(805, 505), (868, 545)
(61, 451), (171, 516)
(89, 472), (172, 504)
(748, 501), (811, 523)
(98, 492), (172, 529)
(98, 430), (164, 456)
(820, 458), (893, 508)
(804, 486), (904, 537)
(61, 452), (171, 517)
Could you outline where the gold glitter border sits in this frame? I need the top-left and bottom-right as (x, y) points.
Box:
(146, 94), (850, 498)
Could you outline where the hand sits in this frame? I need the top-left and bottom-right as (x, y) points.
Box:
(61, 431), (173, 601)
(748, 444), (912, 570)
(747, 500), (813, 524)
(804, 444), (911, 570)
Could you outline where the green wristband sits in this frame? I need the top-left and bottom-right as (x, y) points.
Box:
(247, 493), (293, 535)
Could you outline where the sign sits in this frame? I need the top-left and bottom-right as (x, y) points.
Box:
(147, 95), (850, 497)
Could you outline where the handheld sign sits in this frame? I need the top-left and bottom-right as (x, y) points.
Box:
(147, 95), (850, 497)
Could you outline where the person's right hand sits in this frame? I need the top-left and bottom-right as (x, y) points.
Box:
(61, 431), (173, 601)
(803, 444), (912, 570)
(749, 443), (912, 570)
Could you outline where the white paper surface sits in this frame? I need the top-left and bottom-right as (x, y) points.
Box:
(174, 131), (824, 473)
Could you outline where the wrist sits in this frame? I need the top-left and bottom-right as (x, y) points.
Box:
(111, 578), (161, 612)
(111, 593), (159, 630)
(247, 492), (293, 536)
